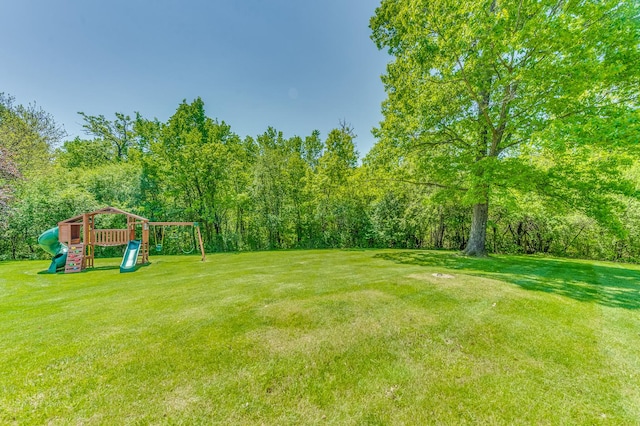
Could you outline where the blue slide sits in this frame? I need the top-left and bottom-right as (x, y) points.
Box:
(37, 227), (68, 273)
(120, 240), (142, 273)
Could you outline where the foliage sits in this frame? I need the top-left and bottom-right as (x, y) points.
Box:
(0, 146), (20, 218)
(78, 111), (134, 160)
(0, 93), (66, 251)
(2, 91), (640, 262)
(369, 0), (640, 255)
(141, 98), (250, 250)
(1, 93), (65, 174)
(56, 137), (115, 169)
(0, 167), (99, 260)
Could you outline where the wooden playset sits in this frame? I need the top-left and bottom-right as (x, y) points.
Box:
(50, 206), (205, 273)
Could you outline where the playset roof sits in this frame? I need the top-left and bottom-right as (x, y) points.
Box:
(58, 206), (149, 224)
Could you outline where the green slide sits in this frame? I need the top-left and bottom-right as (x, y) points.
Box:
(120, 240), (142, 273)
(37, 227), (68, 273)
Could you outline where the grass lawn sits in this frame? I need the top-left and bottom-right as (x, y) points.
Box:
(1, 249), (640, 424)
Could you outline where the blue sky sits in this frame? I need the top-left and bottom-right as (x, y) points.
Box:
(0, 0), (389, 154)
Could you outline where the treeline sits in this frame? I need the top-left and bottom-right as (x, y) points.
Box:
(1, 95), (640, 262)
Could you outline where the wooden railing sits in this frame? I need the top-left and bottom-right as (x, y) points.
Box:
(93, 229), (130, 246)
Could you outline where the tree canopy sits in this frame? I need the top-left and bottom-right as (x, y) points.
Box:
(1, 93), (65, 231)
(370, 0), (640, 255)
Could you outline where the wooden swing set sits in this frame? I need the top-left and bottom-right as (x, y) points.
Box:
(55, 206), (205, 273)
(150, 221), (205, 255)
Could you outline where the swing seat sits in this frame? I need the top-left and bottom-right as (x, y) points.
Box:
(155, 244), (163, 252)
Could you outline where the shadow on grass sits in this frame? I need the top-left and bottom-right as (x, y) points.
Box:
(37, 264), (150, 274)
(91, 265), (121, 272)
(375, 251), (640, 310)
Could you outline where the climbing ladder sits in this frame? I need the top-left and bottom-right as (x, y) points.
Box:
(65, 243), (85, 274)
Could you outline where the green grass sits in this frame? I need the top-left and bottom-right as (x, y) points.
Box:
(1, 249), (640, 424)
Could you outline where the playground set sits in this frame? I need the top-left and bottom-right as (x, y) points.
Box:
(37, 206), (205, 273)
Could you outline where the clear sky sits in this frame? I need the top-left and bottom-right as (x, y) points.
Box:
(0, 0), (390, 155)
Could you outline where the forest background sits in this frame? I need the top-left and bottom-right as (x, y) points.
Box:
(2, 92), (639, 263)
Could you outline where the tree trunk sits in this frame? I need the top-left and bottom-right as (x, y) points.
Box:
(464, 202), (488, 256)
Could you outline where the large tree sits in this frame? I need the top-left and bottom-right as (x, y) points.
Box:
(370, 0), (640, 255)
(1, 93), (65, 230)
(143, 98), (241, 247)
(1, 93), (65, 174)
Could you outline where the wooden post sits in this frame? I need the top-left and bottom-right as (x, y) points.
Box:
(195, 222), (206, 261)
(128, 216), (135, 241)
(87, 214), (95, 268)
(82, 213), (89, 269)
(142, 221), (149, 264)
